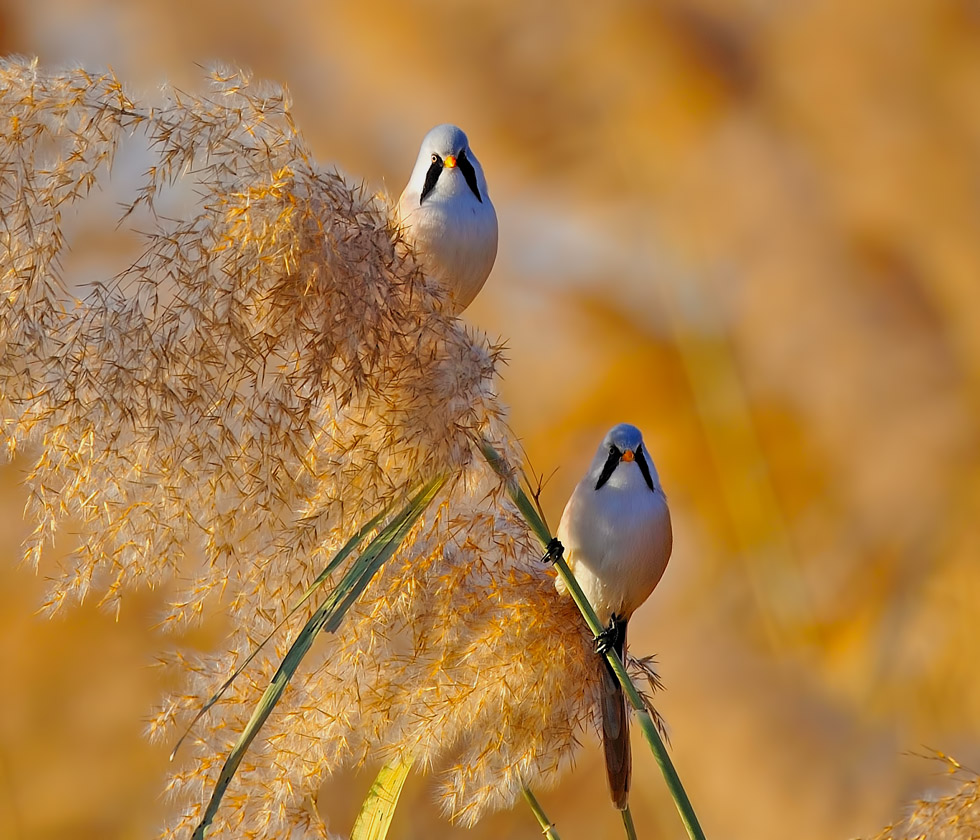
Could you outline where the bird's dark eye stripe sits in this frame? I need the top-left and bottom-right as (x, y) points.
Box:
(635, 445), (655, 492)
(457, 147), (483, 203)
(595, 446), (622, 490)
(420, 157), (442, 204)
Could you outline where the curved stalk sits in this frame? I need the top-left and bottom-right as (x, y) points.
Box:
(480, 437), (707, 840)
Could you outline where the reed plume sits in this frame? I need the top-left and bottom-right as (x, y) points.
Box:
(869, 753), (980, 840)
(0, 59), (615, 838)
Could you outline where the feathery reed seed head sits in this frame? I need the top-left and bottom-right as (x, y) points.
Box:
(869, 753), (980, 840)
(0, 60), (631, 837)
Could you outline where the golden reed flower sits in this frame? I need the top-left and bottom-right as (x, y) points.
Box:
(869, 753), (980, 840)
(0, 60), (607, 837)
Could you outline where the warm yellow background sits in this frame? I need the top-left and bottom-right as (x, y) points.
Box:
(2, 2), (979, 838)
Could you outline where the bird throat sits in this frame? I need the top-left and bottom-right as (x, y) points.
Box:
(595, 446), (656, 492)
(419, 149), (483, 205)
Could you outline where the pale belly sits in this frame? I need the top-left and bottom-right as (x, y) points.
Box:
(556, 481), (672, 626)
(398, 198), (498, 312)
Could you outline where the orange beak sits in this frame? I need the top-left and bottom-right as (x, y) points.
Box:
(444, 154), (457, 168)
(622, 449), (635, 462)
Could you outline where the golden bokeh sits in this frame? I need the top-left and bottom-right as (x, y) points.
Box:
(1, 2), (978, 838)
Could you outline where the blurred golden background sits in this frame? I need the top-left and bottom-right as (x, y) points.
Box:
(2, 1), (979, 838)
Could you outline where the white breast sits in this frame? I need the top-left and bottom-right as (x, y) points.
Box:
(397, 175), (498, 313)
(555, 461), (672, 626)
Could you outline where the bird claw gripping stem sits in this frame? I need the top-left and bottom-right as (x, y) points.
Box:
(594, 620), (619, 655)
(542, 537), (564, 564)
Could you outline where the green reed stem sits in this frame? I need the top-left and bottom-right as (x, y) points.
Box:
(522, 785), (562, 840)
(480, 437), (707, 840)
(622, 806), (639, 840)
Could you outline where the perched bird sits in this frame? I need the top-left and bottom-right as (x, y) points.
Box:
(396, 124), (498, 314)
(555, 423), (673, 810)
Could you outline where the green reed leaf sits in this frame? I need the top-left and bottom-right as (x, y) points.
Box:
(350, 756), (416, 840)
(191, 474), (447, 839)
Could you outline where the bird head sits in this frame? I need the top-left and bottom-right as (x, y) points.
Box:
(590, 423), (661, 492)
(407, 123), (489, 206)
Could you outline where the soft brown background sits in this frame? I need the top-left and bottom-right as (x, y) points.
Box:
(2, 2), (979, 838)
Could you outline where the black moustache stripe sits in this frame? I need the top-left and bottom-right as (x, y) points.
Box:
(595, 446), (622, 490)
(457, 147), (483, 203)
(636, 445), (655, 492)
(420, 157), (442, 204)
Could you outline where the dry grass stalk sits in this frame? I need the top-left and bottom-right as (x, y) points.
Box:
(0, 59), (614, 837)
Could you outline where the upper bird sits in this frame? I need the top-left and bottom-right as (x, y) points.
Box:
(396, 124), (498, 314)
(555, 423), (673, 811)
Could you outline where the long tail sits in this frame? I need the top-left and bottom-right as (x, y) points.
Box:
(600, 618), (630, 810)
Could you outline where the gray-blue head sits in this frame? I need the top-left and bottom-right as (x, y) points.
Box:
(406, 123), (489, 206)
(588, 423), (661, 492)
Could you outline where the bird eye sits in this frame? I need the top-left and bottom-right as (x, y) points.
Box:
(431, 153), (440, 164)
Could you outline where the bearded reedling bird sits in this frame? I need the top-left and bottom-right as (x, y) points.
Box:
(555, 423), (673, 810)
(396, 124), (498, 314)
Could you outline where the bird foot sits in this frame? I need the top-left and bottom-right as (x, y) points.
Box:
(541, 537), (564, 564)
(594, 621), (618, 655)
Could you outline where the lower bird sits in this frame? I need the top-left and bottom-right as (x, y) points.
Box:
(396, 124), (498, 314)
(555, 422), (673, 810)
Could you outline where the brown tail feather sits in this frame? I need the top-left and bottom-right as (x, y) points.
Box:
(600, 619), (630, 810)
